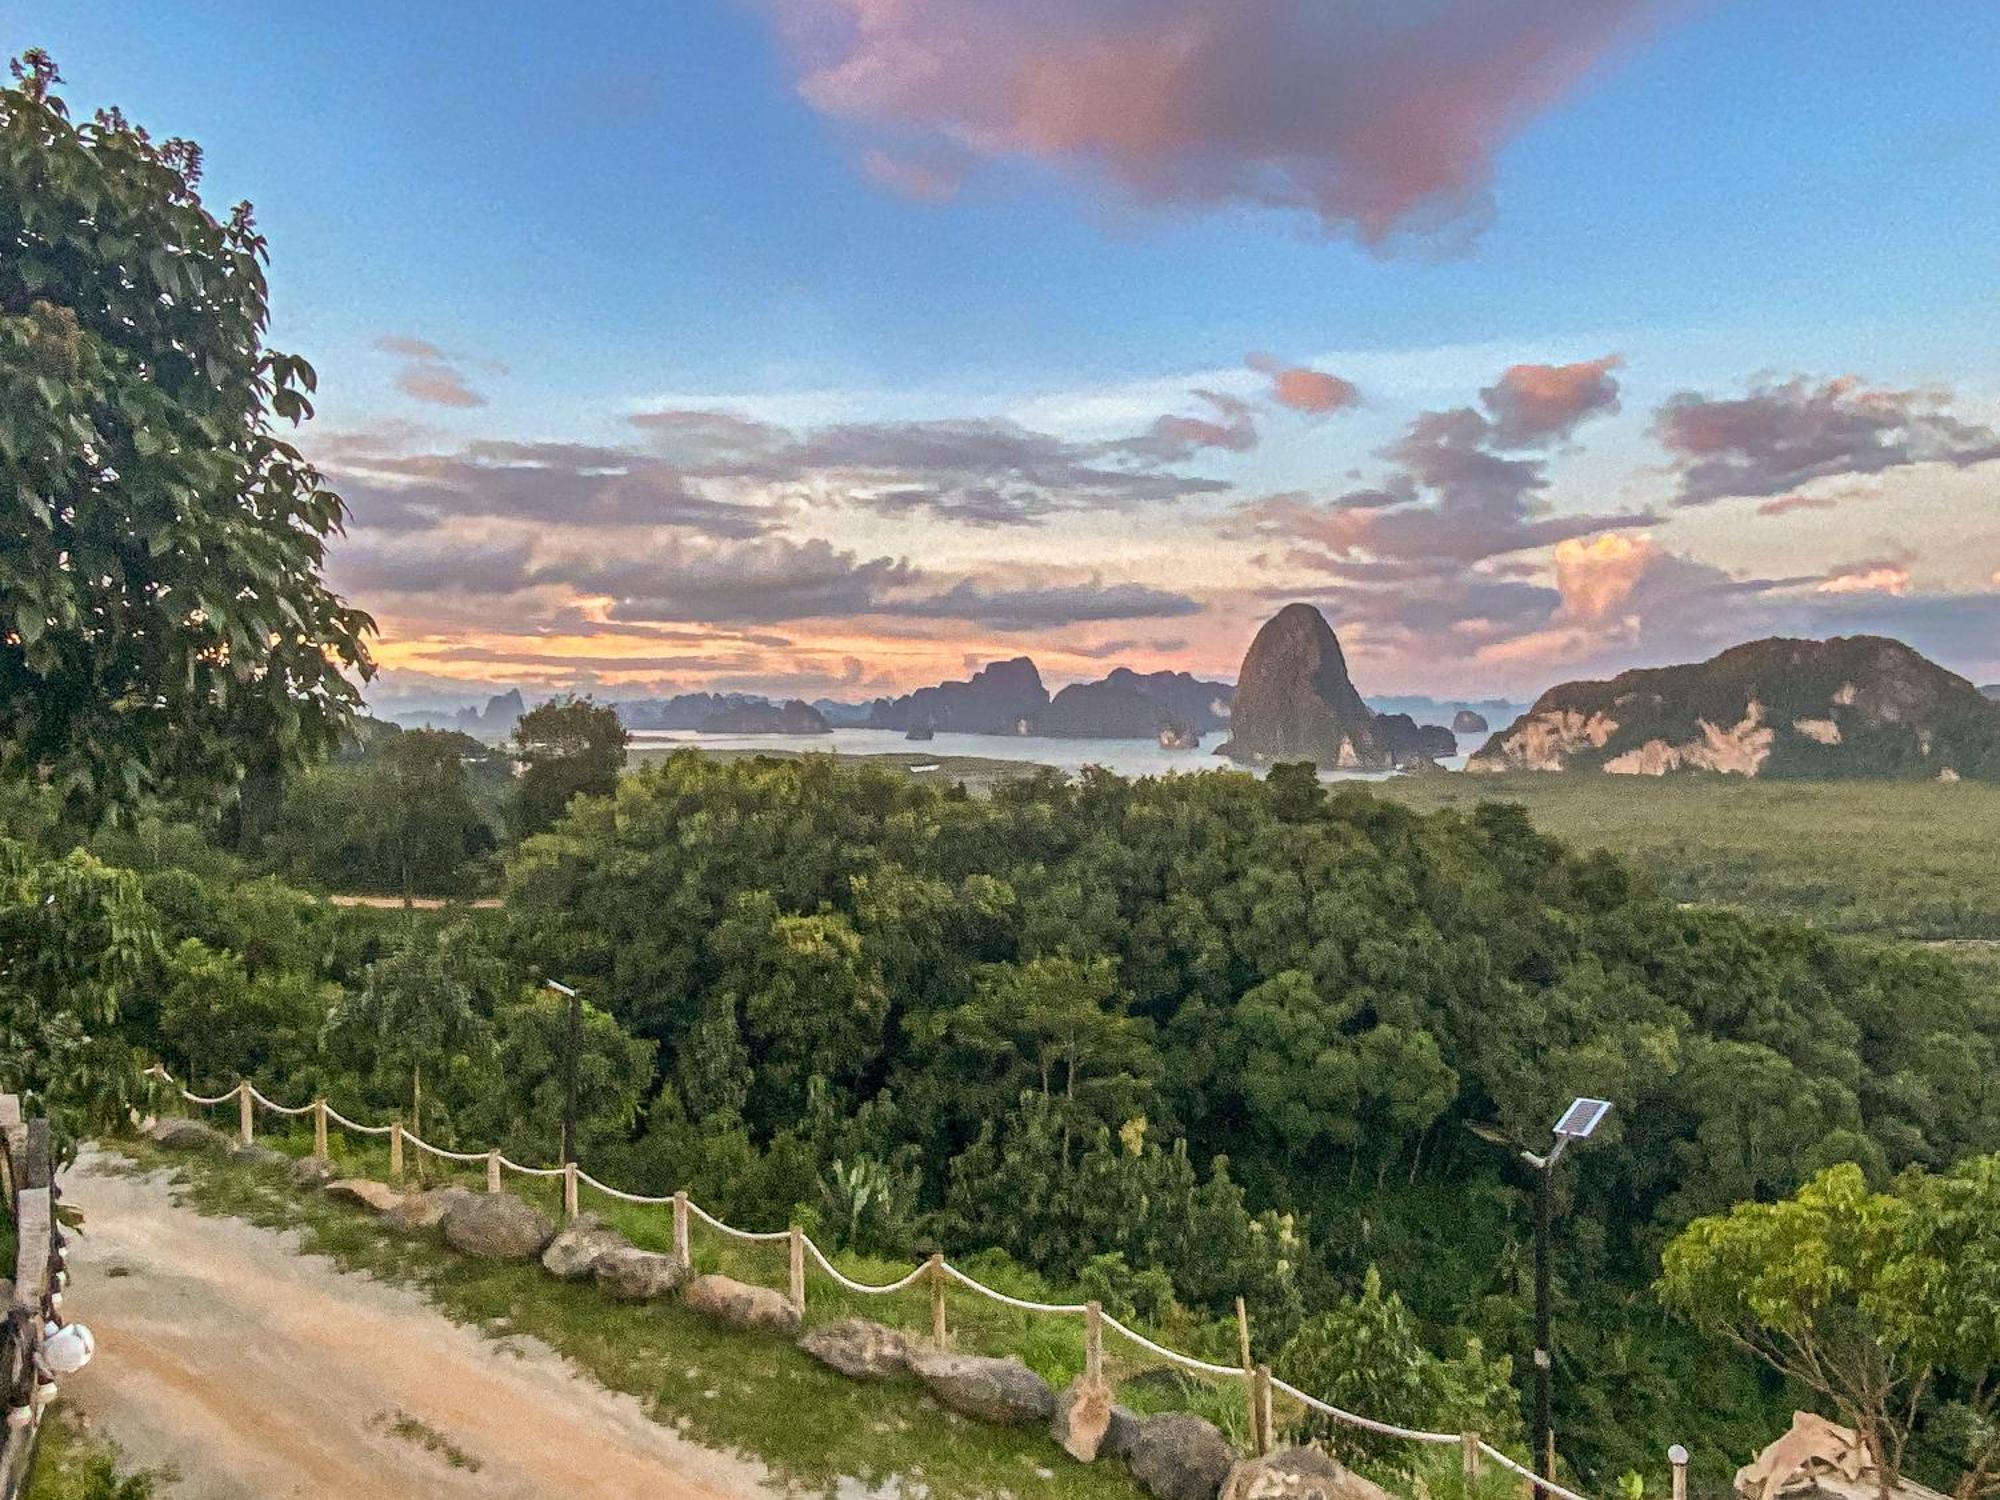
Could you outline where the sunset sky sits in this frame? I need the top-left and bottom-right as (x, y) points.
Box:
(25, 1), (2000, 706)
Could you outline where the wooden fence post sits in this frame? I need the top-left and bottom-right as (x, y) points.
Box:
(485, 1150), (501, 1193)
(388, 1118), (404, 1183)
(673, 1192), (690, 1263)
(1236, 1296), (1258, 1453)
(929, 1253), (947, 1344)
(1084, 1300), (1105, 1389)
(1463, 1432), (1483, 1490)
(1254, 1364), (1274, 1456)
(237, 1081), (253, 1146)
(1669, 1444), (1689, 1500)
(312, 1098), (328, 1158)
(788, 1226), (806, 1314)
(563, 1161), (579, 1221)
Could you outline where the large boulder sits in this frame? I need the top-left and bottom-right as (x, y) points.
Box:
(1221, 1448), (1395, 1500)
(1128, 1412), (1236, 1500)
(798, 1318), (911, 1382)
(150, 1118), (228, 1153)
(289, 1155), (337, 1188)
(591, 1246), (689, 1301)
(540, 1215), (630, 1281)
(905, 1347), (1055, 1426)
(440, 1192), (555, 1260)
(682, 1274), (801, 1336)
(1052, 1376), (1119, 1461)
(326, 1178), (405, 1214)
(384, 1186), (474, 1233)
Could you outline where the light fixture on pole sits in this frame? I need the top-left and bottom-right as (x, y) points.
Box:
(1467, 1097), (1613, 1499)
(545, 979), (582, 1167)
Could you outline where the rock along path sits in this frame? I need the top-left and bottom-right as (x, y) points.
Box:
(59, 1148), (778, 1500)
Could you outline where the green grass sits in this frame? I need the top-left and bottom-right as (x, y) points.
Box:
(1373, 773), (2000, 941)
(119, 1132), (1176, 1499)
(22, 1408), (162, 1500)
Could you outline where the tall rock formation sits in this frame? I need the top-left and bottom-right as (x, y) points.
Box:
(1470, 636), (2000, 779)
(1215, 604), (1391, 769)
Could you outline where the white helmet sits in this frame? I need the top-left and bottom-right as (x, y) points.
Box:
(40, 1322), (95, 1376)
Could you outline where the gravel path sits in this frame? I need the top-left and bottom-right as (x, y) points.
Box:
(59, 1148), (778, 1499)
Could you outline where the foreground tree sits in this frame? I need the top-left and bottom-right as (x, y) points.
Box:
(0, 52), (372, 822)
(507, 695), (627, 839)
(1658, 1164), (1922, 1496)
(0, 840), (160, 1146)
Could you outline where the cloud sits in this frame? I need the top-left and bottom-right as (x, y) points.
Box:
(373, 334), (493, 409)
(544, 537), (916, 625)
(759, 0), (1667, 247)
(883, 579), (1202, 631)
(322, 438), (775, 536)
(1248, 353), (1359, 415)
(1114, 391), (1259, 462)
(1756, 493), (1841, 518)
(1479, 355), (1622, 445)
(1655, 374), (2000, 506)
(1815, 554), (1914, 597)
(625, 406), (1236, 526)
(860, 148), (963, 202)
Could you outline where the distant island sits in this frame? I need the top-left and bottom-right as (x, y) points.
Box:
(1214, 602), (1456, 770)
(699, 699), (831, 735)
(1470, 636), (2000, 780)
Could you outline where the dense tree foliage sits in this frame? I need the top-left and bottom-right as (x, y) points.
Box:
(506, 695), (627, 839)
(1662, 1156), (2000, 1500)
(262, 726), (503, 897)
(0, 55), (371, 821)
(499, 752), (2000, 1479)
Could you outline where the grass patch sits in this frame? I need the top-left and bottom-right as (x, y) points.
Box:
(22, 1407), (164, 1500)
(1373, 773), (2000, 941)
(119, 1133), (1159, 1499)
(372, 1408), (483, 1471)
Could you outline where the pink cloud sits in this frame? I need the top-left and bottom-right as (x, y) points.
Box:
(1757, 493), (1840, 517)
(1248, 353), (1359, 415)
(1480, 355), (1622, 445)
(761, 0), (1671, 247)
(1816, 556), (1914, 597)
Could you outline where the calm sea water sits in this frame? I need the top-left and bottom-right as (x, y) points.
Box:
(630, 727), (1490, 780)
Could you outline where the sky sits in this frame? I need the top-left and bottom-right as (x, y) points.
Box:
(16, 0), (2000, 706)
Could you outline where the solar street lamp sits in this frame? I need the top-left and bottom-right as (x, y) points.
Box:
(545, 979), (582, 1167)
(1468, 1098), (1613, 1498)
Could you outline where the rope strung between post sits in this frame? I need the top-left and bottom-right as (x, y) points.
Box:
(246, 1084), (317, 1117)
(322, 1104), (394, 1137)
(157, 1068), (1600, 1492)
(1268, 1372), (1461, 1444)
(938, 1261), (1089, 1315)
(801, 1237), (933, 1295)
(1101, 1311), (1243, 1379)
(494, 1154), (566, 1179)
(1479, 1442), (1599, 1500)
(401, 1130), (490, 1164)
(683, 1196), (791, 1242)
(575, 1168), (674, 1205)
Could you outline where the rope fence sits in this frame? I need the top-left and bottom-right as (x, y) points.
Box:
(153, 1067), (1631, 1499)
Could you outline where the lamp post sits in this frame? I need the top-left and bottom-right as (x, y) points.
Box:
(1470, 1096), (1613, 1498)
(546, 979), (581, 1167)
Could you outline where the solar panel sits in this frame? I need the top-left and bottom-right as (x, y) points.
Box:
(1553, 1097), (1612, 1139)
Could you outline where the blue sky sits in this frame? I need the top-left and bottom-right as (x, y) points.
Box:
(13, 1), (2000, 700)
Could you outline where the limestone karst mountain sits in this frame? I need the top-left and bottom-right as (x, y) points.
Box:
(1471, 636), (2000, 779)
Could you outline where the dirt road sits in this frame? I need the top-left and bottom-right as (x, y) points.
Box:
(60, 1149), (777, 1500)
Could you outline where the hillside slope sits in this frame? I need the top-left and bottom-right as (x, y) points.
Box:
(1470, 636), (2000, 779)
